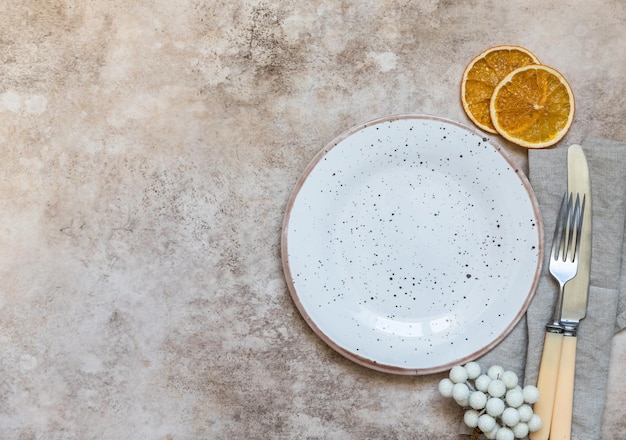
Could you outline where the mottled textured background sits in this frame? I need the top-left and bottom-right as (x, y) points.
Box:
(1, 0), (625, 439)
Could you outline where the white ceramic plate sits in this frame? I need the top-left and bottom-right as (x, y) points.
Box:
(282, 115), (543, 374)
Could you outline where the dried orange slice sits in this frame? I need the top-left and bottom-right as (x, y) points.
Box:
(490, 64), (575, 148)
(461, 46), (540, 133)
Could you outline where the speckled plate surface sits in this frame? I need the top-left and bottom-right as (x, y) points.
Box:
(282, 114), (543, 375)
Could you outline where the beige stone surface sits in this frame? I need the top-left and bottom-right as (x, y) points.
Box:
(1, 0), (625, 438)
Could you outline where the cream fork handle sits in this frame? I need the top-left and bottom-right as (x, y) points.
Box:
(529, 331), (563, 440)
(550, 335), (577, 440)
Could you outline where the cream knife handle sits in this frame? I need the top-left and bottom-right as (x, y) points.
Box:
(550, 335), (577, 440)
(529, 331), (563, 440)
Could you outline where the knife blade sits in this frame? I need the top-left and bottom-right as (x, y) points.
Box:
(550, 144), (592, 440)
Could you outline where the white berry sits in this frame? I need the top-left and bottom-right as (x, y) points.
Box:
(517, 404), (533, 422)
(528, 414), (542, 432)
(438, 378), (454, 397)
(452, 382), (470, 406)
(487, 365), (505, 379)
(487, 379), (507, 398)
(478, 414), (497, 433)
(500, 370), (518, 389)
(502, 407), (520, 427)
(505, 388), (524, 408)
(523, 385), (540, 404)
(450, 365), (469, 383)
(512, 422), (529, 438)
(496, 427), (514, 440)
(475, 374), (491, 392)
(464, 409), (480, 428)
(486, 397), (505, 417)
(469, 391), (488, 410)
(464, 361), (482, 380)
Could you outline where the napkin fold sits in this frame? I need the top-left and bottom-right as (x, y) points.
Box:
(479, 138), (626, 440)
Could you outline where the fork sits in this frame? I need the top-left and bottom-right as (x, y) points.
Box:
(546, 193), (585, 334)
(530, 192), (584, 440)
(549, 192), (584, 316)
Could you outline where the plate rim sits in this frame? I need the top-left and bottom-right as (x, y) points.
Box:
(281, 113), (545, 375)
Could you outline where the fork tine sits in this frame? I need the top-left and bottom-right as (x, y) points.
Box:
(551, 193), (567, 261)
(572, 194), (585, 260)
(564, 193), (576, 262)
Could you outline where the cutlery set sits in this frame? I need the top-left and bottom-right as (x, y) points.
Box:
(531, 145), (592, 440)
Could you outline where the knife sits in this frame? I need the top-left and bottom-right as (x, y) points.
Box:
(550, 144), (592, 440)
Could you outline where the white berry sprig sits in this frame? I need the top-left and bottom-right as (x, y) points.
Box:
(438, 362), (542, 439)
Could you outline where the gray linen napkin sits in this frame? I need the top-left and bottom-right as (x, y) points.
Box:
(479, 138), (626, 440)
